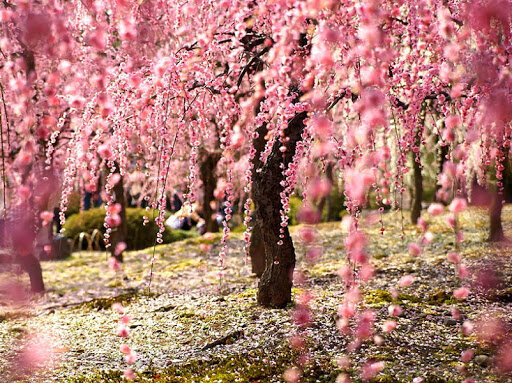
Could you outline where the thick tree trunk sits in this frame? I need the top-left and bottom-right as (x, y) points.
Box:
(110, 168), (127, 262)
(253, 111), (306, 308)
(249, 223), (265, 277)
(249, 112), (269, 278)
(411, 153), (423, 224)
(488, 189), (505, 242)
(199, 151), (221, 233)
(488, 154), (511, 242)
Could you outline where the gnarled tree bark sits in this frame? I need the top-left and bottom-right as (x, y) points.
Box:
(253, 111), (307, 308)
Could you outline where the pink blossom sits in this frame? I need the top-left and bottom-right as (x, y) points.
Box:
(107, 203), (122, 215)
(125, 351), (138, 364)
(417, 218), (428, 231)
(462, 321), (474, 336)
(115, 242), (127, 256)
(106, 214), (122, 227)
(200, 244), (212, 252)
(119, 17), (137, 40)
(283, 367), (301, 383)
(299, 227), (316, 243)
(338, 302), (356, 319)
(98, 144), (114, 160)
(388, 305), (402, 317)
(40, 211), (54, 226)
(446, 215), (456, 228)
(449, 198), (467, 214)
(109, 257), (122, 271)
(427, 203), (444, 216)
(447, 252), (461, 264)
(112, 303), (124, 314)
(361, 361), (385, 381)
(461, 349), (474, 362)
(458, 264), (470, 279)
(408, 243), (421, 257)
(123, 368), (135, 380)
(398, 275), (415, 287)
(453, 287), (470, 300)
(120, 344), (131, 354)
(203, 232), (215, 241)
(116, 324), (130, 338)
(496, 341), (512, 374)
(422, 232), (434, 245)
(382, 320), (397, 333)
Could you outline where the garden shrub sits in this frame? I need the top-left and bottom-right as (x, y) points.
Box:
(63, 207), (197, 250)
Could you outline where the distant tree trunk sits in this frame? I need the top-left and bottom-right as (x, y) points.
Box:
(410, 113), (424, 223)
(316, 162), (334, 222)
(411, 153), (423, 224)
(435, 144), (449, 203)
(18, 254), (45, 293)
(110, 167), (127, 262)
(199, 151), (221, 233)
(253, 111), (306, 308)
(10, 206), (45, 293)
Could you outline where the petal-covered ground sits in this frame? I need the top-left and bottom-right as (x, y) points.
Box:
(0, 207), (511, 382)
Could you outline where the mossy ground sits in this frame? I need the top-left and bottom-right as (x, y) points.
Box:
(0, 207), (511, 382)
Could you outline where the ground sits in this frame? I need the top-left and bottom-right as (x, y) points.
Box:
(0, 207), (512, 382)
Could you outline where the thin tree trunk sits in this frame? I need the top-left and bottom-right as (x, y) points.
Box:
(253, 111), (306, 308)
(435, 144), (449, 203)
(199, 151), (221, 233)
(411, 152), (423, 224)
(18, 254), (45, 293)
(110, 167), (127, 262)
(316, 162), (334, 222)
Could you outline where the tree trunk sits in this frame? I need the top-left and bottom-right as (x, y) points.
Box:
(18, 254), (45, 293)
(199, 151), (221, 233)
(253, 111), (306, 308)
(110, 168), (127, 262)
(316, 162), (334, 222)
(411, 152), (423, 224)
(249, 110), (269, 278)
(488, 154), (511, 242)
(488, 189), (505, 242)
(249, 223), (265, 277)
(435, 144), (449, 203)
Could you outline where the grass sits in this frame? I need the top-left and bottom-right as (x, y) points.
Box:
(0, 206), (511, 382)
